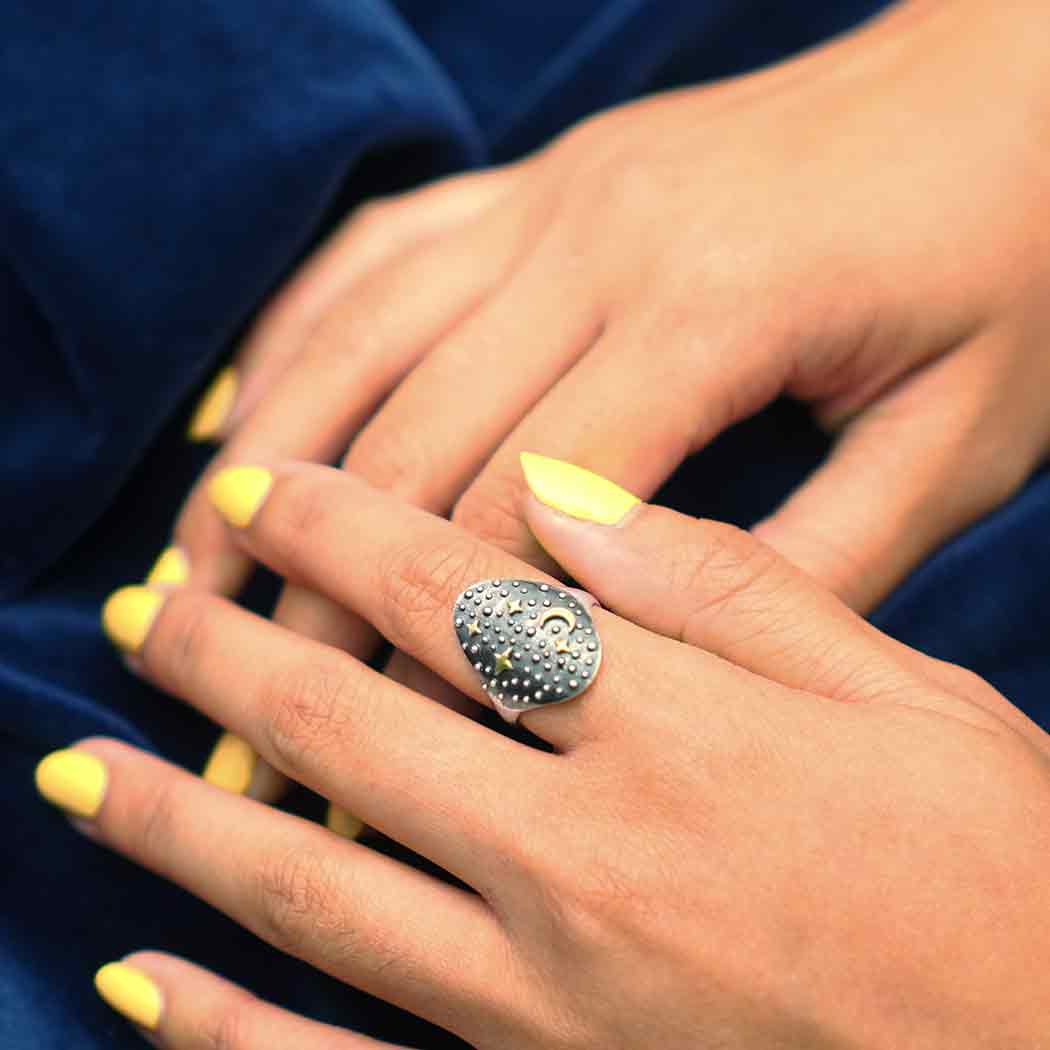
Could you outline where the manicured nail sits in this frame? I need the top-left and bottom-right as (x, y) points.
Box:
(520, 452), (640, 525)
(35, 749), (107, 818)
(202, 733), (256, 794)
(101, 586), (165, 653)
(208, 466), (273, 528)
(187, 366), (237, 442)
(146, 546), (189, 587)
(326, 804), (364, 841)
(94, 962), (162, 1030)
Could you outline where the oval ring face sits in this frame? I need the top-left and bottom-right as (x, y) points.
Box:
(453, 579), (602, 716)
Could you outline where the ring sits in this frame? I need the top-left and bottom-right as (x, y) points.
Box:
(453, 579), (602, 724)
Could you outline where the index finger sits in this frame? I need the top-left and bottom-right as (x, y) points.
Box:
(207, 463), (689, 747)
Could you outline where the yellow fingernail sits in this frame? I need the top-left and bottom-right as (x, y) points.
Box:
(520, 452), (640, 525)
(34, 749), (107, 818)
(101, 586), (165, 653)
(146, 546), (189, 587)
(187, 366), (237, 442)
(208, 466), (273, 528)
(202, 733), (256, 794)
(94, 962), (162, 1030)
(326, 804), (364, 841)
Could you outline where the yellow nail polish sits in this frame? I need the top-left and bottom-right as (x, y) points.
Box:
(94, 962), (162, 1030)
(520, 452), (640, 525)
(34, 749), (107, 818)
(101, 586), (165, 653)
(145, 546), (189, 587)
(326, 804), (364, 841)
(208, 466), (273, 528)
(187, 366), (237, 442)
(202, 733), (256, 794)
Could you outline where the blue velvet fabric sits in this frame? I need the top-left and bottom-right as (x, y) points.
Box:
(4, 1), (1047, 1047)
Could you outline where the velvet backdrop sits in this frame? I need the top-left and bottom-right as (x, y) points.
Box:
(7, 2), (1047, 1047)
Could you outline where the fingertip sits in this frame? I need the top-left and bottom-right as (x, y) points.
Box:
(145, 547), (190, 588)
(101, 586), (166, 653)
(520, 451), (640, 525)
(187, 366), (238, 442)
(208, 466), (274, 528)
(202, 733), (257, 795)
(34, 748), (108, 819)
(94, 960), (163, 1031)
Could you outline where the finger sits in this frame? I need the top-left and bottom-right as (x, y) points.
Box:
(37, 741), (508, 1033)
(201, 731), (288, 804)
(450, 311), (781, 565)
(172, 211), (526, 595)
(754, 327), (1050, 613)
(227, 167), (521, 429)
(95, 951), (400, 1049)
(519, 453), (1050, 752)
(187, 168), (520, 444)
(342, 242), (604, 519)
(264, 235), (605, 712)
(205, 463), (672, 746)
(143, 553), (291, 805)
(99, 581), (554, 879)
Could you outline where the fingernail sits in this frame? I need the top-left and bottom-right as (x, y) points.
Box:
(208, 466), (273, 528)
(146, 546), (189, 587)
(202, 733), (256, 794)
(520, 452), (639, 525)
(35, 749), (107, 818)
(187, 366), (237, 442)
(94, 962), (162, 1030)
(101, 586), (165, 653)
(325, 803), (364, 841)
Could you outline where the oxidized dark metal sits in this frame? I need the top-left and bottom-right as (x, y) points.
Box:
(453, 579), (601, 723)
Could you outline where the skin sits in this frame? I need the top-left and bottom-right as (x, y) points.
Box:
(170, 0), (1050, 618)
(61, 463), (1050, 1048)
(164, 0), (1050, 794)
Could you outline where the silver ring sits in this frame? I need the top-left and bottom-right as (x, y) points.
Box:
(453, 579), (602, 724)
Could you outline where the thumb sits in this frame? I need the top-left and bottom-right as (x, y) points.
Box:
(519, 451), (917, 703)
(754, 330), (1046, 614)
(518, 452), (1050, 756)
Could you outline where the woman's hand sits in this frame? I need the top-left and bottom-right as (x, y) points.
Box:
(40, 456), (1050, 1048)
(171, 0), (1050, 617)
(161, 0), (1050, 801)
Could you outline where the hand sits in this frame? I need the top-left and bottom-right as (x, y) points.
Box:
(41, 456), (1050, 1048)
(170, 0), (1050, 614)
(161, 0), (1050, 803)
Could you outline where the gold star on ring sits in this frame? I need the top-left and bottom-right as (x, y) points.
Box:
(466, 620), (482, 637)
(553, 639), (577, 656)
(506, 599), (524, 616)
(493, 647), (514, 674)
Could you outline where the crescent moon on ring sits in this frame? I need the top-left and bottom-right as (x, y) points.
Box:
(537, 607), (577, 633)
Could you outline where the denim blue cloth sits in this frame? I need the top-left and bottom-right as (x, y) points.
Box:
(5, 1), (1047, 1047)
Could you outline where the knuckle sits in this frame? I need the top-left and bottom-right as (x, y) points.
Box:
(348, 197), (397, 236)
(130, 775), (184, 863)
(451, 476), (528, 553)
(669, 521), (784, 639)
(252, 846), (343, 958)
(156, 592), (215, 683)
(196, 990), (256, 1050)
(261, 655), (354, 773)
(346, 423), (432, 499)
(929, 658), (1005, 707)
(376, 536), (488, 652)
(275, 471), (340, 549)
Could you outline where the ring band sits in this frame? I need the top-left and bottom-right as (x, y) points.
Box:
(453, 579), (602, 724)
